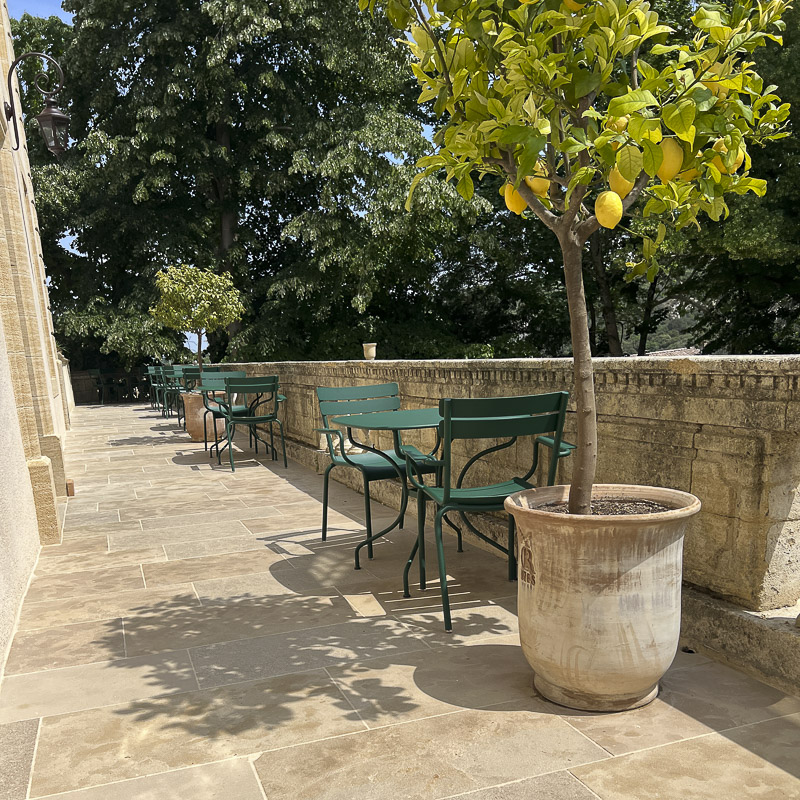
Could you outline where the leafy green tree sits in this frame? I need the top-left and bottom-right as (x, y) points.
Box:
(682, 2), (800, 352)
(150, 265), (245, 371)
(364, 0), (790, 511)
(19, 0), (574, 367)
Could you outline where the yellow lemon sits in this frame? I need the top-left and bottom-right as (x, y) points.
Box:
(609, 165), (634, 199)
(606, 115), (629, 133)
(701, 62), (729, 99)
(595, 191), (623, 229)
(563, 0), (585, 11)
(504, 183), (528, 215)
(657, 138), (684, 182)
(523, 160), (549, 198)
(524, 175), (549, 198)
(677, 167), (701, 181)
(711, 139), (745, 174)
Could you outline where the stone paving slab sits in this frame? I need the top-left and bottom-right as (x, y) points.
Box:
(35, 758), (267, 800)
(2, 404), (798, 800)
(0, 718), (38, 800)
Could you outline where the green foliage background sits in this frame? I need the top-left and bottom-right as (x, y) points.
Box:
(11, 0), (800, 367)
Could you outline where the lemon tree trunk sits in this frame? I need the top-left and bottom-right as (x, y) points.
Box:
(196, 329), (204, 377)
(559, 231), (598, 514)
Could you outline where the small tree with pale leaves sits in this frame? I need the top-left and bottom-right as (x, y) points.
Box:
(150, 265), (245, 374)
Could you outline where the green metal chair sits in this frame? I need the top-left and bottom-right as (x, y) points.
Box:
(160, 365), (185, 418)
(314, 383), (440, 562)
(403, 392), (575, 631)
(214, 375), (287, 471)
(199, 371), (247, 453)
(149, 365), (167, 413)
(145, 366), (160, 408)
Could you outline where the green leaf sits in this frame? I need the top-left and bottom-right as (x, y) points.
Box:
(616, 145), (643, 182)
(641, 139), (663, 177)
(487, 98), (507, 119)
(573, 69), (602, 99)
(607, 89), (659, 117)
(662, 101), (696, 136)
(456, 172), (474, 201)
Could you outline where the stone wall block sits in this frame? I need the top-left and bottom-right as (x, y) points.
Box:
(26, 455), (60, 545)
(759, 519), (800, 609)
(683, 513), (766, 603)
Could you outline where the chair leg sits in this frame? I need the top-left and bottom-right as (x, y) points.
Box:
(507, 514), (517, 582)
(203, 411), (209, 452)
(227, 422), (236, 471)
(418, 491), (427, 591)
(321, 462), (335, 541)
(363, 479), (374, 561)
(403, 536), (420, 598)
(270, 422), (276, 460)
(434, 509), (452, 632)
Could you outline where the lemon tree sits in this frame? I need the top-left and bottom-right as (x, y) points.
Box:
(359, 0), (790, 512)
(150, 265), (245, 373)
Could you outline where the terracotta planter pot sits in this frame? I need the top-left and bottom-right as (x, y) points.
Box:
(505, 484), (701, 712)
(182, 392), (223, 443)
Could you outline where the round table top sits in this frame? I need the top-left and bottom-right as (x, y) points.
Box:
(331, 407), (440, 432)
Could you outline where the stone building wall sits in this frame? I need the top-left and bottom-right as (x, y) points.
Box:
(0, 9), (70, 676)
(222, 356), (800, 613)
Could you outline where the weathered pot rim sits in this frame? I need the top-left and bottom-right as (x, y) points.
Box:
(505, 484), (701, 525)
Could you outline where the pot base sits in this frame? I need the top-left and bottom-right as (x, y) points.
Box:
(533, 674), (659, 712)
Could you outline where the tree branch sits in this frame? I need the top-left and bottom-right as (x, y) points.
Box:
(409, 0), (455, 99)
(499, 151), (559, 230)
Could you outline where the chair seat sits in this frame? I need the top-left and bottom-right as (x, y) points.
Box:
(226, 413), (279, 424)
(421, 477), (532, 506)
(333, 447), (440, 481)
(207, 403), (249, 417)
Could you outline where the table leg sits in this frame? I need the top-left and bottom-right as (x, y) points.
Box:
(346, 428), (410, 571)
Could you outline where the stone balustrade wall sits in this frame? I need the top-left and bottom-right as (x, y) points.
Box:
(221, 356), (800, 614)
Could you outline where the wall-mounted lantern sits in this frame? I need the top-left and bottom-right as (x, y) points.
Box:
(4, 52), (69, 157)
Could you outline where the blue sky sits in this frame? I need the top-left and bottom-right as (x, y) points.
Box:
(8, 0), (71, 22)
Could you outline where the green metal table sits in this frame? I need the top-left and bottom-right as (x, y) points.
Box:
(330, 407), (442, 568)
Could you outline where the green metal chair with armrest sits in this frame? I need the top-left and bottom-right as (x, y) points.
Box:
(161, 365), (186, 418)
(214, 375), (287, 471)
(145, 366), (158, 408)
(403, 391), (575, 631)
(150, 365), (167, 413)
(198, 371), (248, 454)
(314, 383), (441, 563)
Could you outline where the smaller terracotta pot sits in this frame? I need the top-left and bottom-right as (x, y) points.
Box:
(362, 343), (377, 360)
(182, 392), (223, 443)
(505, 484), (701, 712)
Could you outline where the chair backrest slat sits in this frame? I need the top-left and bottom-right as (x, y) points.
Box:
(199, 371), (247, 390)
(447, 413), (561, 440)
(317, 383), (399, 402)
(443, 393), (565, 418)
(319, 395), (400, 419)
(225, 376), (279, 394)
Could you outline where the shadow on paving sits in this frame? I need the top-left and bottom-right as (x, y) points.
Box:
(61, 404), (800, 788)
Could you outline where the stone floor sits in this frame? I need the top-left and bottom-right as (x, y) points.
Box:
(2, 404), (800, 799)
